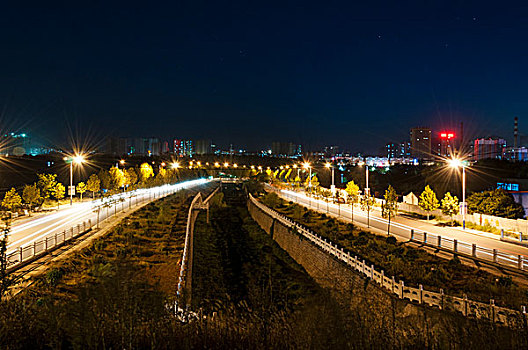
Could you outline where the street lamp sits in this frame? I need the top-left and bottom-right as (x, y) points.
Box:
(64, 154), (85, 206)
(325, 162), (335, 195)
(303, 162), (311, 189)
(359, 161), (369, 196)
(448, 157), (466, 229)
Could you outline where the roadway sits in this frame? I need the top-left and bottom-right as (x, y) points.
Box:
(274, 187), (528, 259)
(6, 179), (210, 256)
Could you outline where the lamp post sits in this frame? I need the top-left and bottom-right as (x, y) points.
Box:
(359, 161), (369, 196)
(65, 155), (85, 206)
(303, 162), (311, 190)
(448, 158), (466, 229)
(325, 162), (335, 196)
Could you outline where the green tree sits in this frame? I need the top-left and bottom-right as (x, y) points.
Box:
(76, 182), (87, 202)
(419, 185), (439, 220)
(2, 188), (22, 212)
(86, 174), (101, 199)
(22, 183), (41, 213)
(125, 167), (138, 189)
(0, 214), (12, 301)
(97, 168), (111, 192)
(360, 194), (375, 228)
(441, 192), (459, 225)
(466, 188), (524, 219)
(345, 180), (360, 206)
(53, 183), (66, 209)
(139, 163), (154, 183)
(381, 185), (398, 235)
(37, 173), (58, 200)
(108, 166), (125, 190)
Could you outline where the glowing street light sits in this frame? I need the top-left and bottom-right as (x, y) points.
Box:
(65, 154), (85, 206)
(224, 162), (229, 167)
(303, 162), (312, 188)
(448, 157), (467, 229)
(326, 162), (335, 195)
(171, 162), (180, 169)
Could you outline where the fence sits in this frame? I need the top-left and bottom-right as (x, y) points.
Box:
(6, 219), (93, 271)
(249, 194), (526, 326)
(6, 178), (209, 272)
(271, 186), (528, 273)
(177, 185), (220, 309)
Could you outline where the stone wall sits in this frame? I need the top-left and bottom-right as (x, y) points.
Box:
(247, 198), (524, 347)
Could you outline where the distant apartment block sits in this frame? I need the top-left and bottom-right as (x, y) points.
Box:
(174, 139), (193, 157)
(410, 127), (431, 159)
(194, 139), (212, 155)
(271, 142), (302, 157)
(386, 141), (411, 159)
(473, 138), (506, 160)
(434, 131), (456, 158)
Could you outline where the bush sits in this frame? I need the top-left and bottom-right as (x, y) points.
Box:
(385, 236), (397, 245)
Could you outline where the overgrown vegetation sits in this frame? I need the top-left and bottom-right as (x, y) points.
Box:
(258, 192), (528, 310)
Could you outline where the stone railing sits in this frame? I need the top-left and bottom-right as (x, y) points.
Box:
(176, 185), (219, 309)
(249, 194), (526, 326)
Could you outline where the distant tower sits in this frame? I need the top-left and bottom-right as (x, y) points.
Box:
(514, 117), (519, 148)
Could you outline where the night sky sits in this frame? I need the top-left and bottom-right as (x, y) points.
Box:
(1, 1), (528, 153)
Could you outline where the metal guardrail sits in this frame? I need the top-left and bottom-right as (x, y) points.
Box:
(7, 219), (93, 270)
(6, 179), (209, 272)
(249, 194), (526, 326)
(272, 186), (528, 273)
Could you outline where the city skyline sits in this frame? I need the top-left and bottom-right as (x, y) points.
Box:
(1, 2), (528, 152)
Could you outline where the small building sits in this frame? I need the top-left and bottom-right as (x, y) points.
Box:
(403, 192), (419, 206)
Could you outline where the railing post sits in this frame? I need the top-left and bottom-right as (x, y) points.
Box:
(472, 244), (477, 257)
(520, 233), (523, 243)
(518, 255), (523, 270)
(419, 284), (423, 304)
(362, 260), (365, 276)
(410, 229), (414, 240)
(440, 289), (444, 310)
(33, 241), (36, 257)
(464, 294), (468, 316)
(45, 237), (48, 251)
(391, 276), (395, 294)
(400, 280), (404, 299)
(371, 264), (374, 280)
(493, 249), (498, 263)
(54, 232), (57, 246)
(437, 235), (441, 248)
(453, 239), (458, 253)
(490, 299), (495, 323)
(19, 246), (23, 262)
(380, 270), (384, 286)
(501, 229), (504, 239)
(423, 232), (427, 244)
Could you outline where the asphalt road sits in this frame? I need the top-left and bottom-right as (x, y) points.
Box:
(6, 179), (209, 255)
(275, 188), (528, 264)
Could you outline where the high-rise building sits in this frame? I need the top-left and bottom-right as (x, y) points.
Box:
(105, 136), (127, 156)
(386, 141), (412, 159)
(410, 127), (432, 159)
(474, 138), (507, 160)
(272, 142), (296, 156)
(434, 131), (456, 158)
(174, 139), (193, 157)
(195, 139), (212, 155)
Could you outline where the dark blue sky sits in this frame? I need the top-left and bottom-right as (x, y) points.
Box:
(1, 1), (528, 153)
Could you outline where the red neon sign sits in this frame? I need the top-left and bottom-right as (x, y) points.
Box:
(440, 132), (455, 139)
